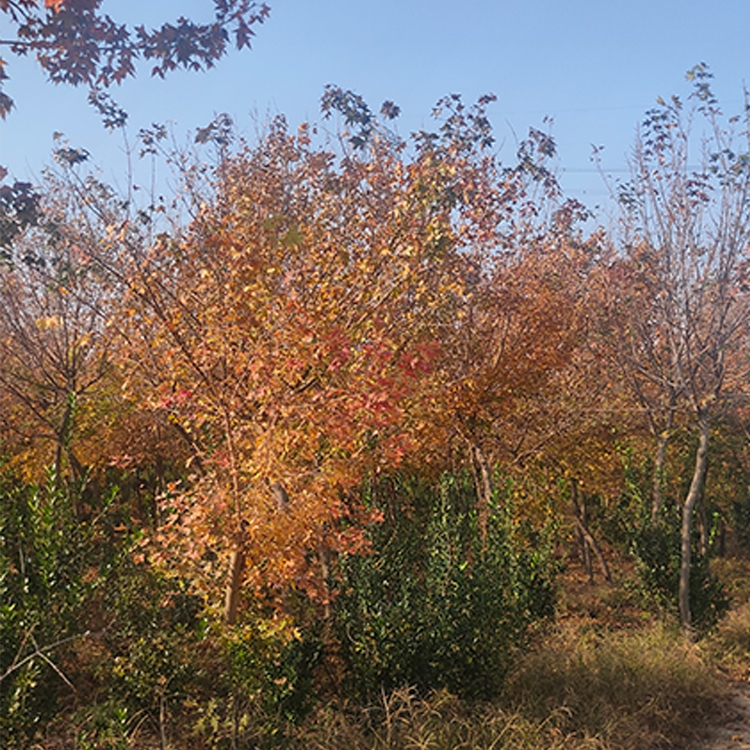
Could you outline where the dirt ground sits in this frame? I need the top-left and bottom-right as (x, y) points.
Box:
(698, 683), (750, 750)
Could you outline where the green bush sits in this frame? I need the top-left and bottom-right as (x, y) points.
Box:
(605, 450), (730, 631)
(333, 473), (556, 700)
(191, 616), (322, 748)
(0, 467), (95, 746)
(630, 509), (729, 631)
(0, 460), (211, 747)
(99, 561), (207, 716)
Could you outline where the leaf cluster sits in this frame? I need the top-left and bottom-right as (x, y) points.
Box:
(0, 0), (270, 117)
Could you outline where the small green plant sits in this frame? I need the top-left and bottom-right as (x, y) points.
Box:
(73, 700), (140, 750)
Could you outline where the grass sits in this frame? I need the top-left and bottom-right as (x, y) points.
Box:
(506, 622), (727, 749)
(37, 563), (744, 750)
(284, 619), (728, 750)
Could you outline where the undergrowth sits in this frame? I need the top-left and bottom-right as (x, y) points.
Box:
(286, 621), (727, 750)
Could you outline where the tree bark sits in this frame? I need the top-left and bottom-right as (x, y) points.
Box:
(54, 394), (75, 490)
(470, 444), (492, 548)
(224, 542), (245, 626)
(651, 429), (669, 523)
(571, 480), (612, 583)
(271, 481), (289, 513)
(680, 411), (710, 636)
(571, 480), (592, 582)
(697, 496), (709, 559)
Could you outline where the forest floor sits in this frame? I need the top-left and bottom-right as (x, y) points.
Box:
(697, 557), (750, 750)
(558, 555), (750, 750)
(697, 682), (750, 749)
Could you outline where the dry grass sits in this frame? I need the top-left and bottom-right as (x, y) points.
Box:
(36, 563), (740, 749)
(506, 622), (728, 750)
(288, 620), (728, 750)
(290, 687), (575, 750)
(709, 603), (750, 681)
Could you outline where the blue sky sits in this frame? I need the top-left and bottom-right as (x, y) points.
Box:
(1, 0), (749, 218)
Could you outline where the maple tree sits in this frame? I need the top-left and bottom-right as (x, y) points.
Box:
(441, 213), (598, 535)
(79, 91), (596, 623)
(392, 106), (602, 542)
(94, 107), (458, 621)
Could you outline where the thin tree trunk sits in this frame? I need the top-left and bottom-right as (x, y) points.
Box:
(319, 543), (331, 620)
(224, 542), (246, 626)
(271, 481), (291, 613)
(470, 444), (492, 548)
(651, 430), (669, 523)
(159, 690), (168, 750)
(571, 480), (593, 582)
(222, 409), (245, 625)
(54, 395), (74, 490)
(717, 521), (726, 558)
(680, 412), (710, 636)
(697, 496), (709, 558)
(571, 480), (612, 584)
(571, 513), (612, 583)
(581, 489), (593, 582)
(271, 481), (289, 513)
(573, 520), (591, 581)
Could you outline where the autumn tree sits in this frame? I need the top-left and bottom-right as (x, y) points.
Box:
(440, 201), (598, 539)
(0, 154), (194, 507)
(600, 65), (750, 632)
(81, 90), (589, 624)
(394, 104), (601, 544)
(91, 106), (444, 622)
(0, 169), (116, 484)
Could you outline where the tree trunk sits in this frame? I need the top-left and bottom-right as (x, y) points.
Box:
(470, 444), (492, 548)
(271, 481), (292, 613)
(697, 496), (709, 558)
(574, 520), (592, 582)
(224, 542), (246, 625)
(271, 481), (289, 513)
(54, 394), (75, 490)
(651, 429), (669, 524)
(571, 480), (593, 582)
(680, 412), (710, 636)
(571, 480), (612, 583)
(318, 543), (332, 620)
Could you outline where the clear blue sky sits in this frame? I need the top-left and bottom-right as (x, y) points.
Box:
(1, 0), (749, 217)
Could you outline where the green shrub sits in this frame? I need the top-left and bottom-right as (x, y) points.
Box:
(187, 612), (321, 749)
(630, 508), (729, 631)
(0, 467), (95, 746)
(604, 451), (730, 631)
(0, 460), (210, 747)
(333, 473), (556, 700)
